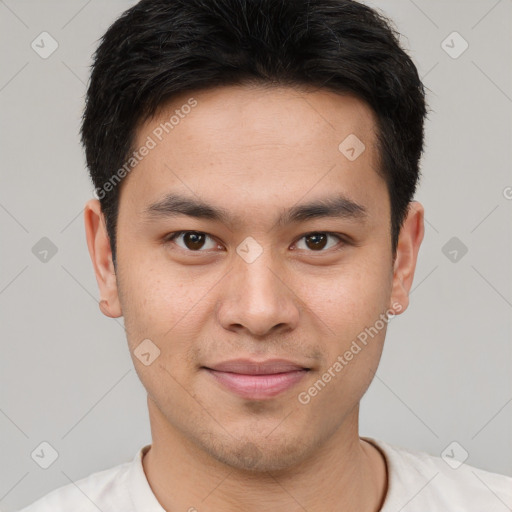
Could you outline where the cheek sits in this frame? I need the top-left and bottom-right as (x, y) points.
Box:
(299, 260), (392, 341)
(117, 260), (218, 362)
(299, 269), (391, 410)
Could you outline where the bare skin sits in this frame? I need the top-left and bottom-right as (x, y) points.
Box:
(85, 84), (424, 511)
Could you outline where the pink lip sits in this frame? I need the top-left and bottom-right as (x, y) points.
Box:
(204, 359), (310, 400)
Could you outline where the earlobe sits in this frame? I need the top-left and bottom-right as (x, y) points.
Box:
(389, 201), (425, 315)
(84, 199), (123, 318)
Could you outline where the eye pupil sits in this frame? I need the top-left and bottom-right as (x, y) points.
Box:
(305, 233), (327, 250)
(184, 232), (205, 250)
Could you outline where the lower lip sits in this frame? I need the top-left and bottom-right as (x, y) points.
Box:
(205, 369), (308, 400)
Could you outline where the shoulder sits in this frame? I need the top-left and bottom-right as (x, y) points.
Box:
(18, 456), (134, 512)
(363, 437), (512, 512)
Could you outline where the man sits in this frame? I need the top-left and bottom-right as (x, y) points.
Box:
(20, 0), (512, 510)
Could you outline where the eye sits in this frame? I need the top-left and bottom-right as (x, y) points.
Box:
(165, 231), (220, 251)
(293, 232), (344, 252)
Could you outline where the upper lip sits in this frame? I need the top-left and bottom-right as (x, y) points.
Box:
(205, 359), (310, 375)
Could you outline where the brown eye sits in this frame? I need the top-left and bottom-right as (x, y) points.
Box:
(295, 232), (343, 252)
(305, 233), (327, 250)
(183, 232), (206, 250)
(167, 231), (218, 251)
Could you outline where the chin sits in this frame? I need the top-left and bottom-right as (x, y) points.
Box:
(198, 431), (313, 473)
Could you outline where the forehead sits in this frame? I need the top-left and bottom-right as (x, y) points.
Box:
(148, 84), (379, 152)
(119, 84), (387, 225)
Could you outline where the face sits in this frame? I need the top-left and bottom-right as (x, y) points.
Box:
(85, 84), (423, 472)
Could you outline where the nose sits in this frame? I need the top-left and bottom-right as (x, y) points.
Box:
(215, 246), (300, 338)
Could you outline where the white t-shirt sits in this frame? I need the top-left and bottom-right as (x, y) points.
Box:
(18, 437), (512, 511)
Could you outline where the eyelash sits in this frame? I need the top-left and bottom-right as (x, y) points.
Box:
(163, 231), (348, 253)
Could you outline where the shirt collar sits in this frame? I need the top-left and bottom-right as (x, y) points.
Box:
(128, 444), (167, 511)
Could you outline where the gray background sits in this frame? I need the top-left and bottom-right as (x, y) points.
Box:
(1, 0), (511, 510)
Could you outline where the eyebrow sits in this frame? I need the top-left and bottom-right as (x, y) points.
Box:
(142, 192), (368, 228)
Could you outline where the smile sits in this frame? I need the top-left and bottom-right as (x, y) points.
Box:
(203, 359), (310, 400)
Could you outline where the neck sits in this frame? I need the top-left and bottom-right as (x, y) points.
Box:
(142, 398), (388, 512)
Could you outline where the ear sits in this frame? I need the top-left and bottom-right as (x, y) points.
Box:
(389, 201), (425, 315)
(84, 199), (122, 318)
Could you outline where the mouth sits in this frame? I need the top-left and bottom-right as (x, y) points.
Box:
(202, 359), (311, 400)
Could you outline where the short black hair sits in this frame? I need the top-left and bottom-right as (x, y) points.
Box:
(81, 0), (427, 269)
